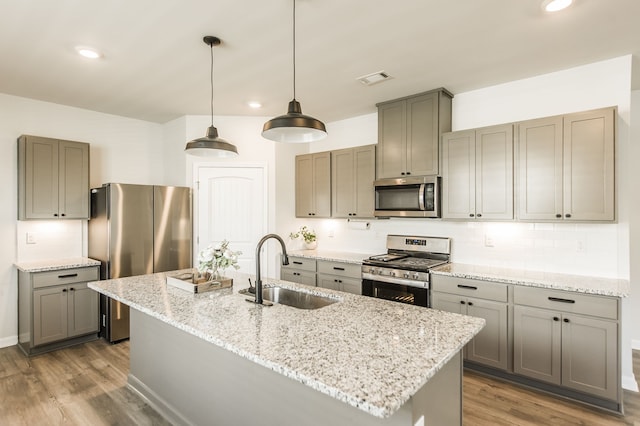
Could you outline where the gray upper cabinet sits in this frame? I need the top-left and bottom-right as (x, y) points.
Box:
(295, 152), (331, 218)
(18, 135), (90, 220)
(376, 88), (452, 179)
(441, 124), (514, 220)
(331, 145), (376, 218)
(517, 107), (615, 221)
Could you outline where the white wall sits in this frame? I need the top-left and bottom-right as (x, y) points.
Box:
(630, 90), (640, 350)
(0, 93), (164, 347)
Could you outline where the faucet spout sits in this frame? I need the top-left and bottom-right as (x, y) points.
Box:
(254, 234), (289, 305)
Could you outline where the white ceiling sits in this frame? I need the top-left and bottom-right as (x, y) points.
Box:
(1, 0), (639, 124)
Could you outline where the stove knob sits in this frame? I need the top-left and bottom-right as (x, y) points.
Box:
(403, 273), (409, 279)
(414, 274), (420, 280)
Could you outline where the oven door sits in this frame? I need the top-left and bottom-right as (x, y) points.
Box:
(362, 278), (429, 307)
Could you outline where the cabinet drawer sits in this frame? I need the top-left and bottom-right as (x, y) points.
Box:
(431, 275), (507, 302)
(317, 260), (361, 279)
(513, 286), (618, 320)
(281, 269), (316, 287)
(284, 256), (316, 272)
(33, 267), (99, 289)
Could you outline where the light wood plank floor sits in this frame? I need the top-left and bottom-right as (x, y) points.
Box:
(0, 339), (638, 425)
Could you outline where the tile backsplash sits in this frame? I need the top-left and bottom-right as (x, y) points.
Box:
(16, 220), (83, 262)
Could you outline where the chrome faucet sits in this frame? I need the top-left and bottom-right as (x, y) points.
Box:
(254, 234), (289, 305)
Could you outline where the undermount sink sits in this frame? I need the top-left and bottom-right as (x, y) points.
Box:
(240, 286), (338, 310)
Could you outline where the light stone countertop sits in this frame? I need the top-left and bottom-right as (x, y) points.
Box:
(431, 263), (630, 297)
(15, 257), (101, 272)
(287, 249), (375, 264)
(88, 269), (484, 418)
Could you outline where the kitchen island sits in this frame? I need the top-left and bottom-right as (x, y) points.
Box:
(89, 270), (484, 426)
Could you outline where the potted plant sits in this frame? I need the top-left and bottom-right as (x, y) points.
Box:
(197, 239), (242, 281)
(290, 226), (317, 250)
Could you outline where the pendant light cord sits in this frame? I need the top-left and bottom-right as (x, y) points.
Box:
(210, 41), (214, 127)
(292, 0), (296, 100)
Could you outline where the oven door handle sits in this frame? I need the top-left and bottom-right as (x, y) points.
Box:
(362, 272), (429, 288)
(418, 183), (426, 211)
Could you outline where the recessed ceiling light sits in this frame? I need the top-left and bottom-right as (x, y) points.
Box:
(75, 46), (102, 59)
(541, 0), (573, 12)
(248, 101), (262, 109)
(356, 71), (392, 86)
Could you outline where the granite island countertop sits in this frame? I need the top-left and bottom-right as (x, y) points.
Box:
(431, 263), (629, 297)
(89, 269), (484, 418)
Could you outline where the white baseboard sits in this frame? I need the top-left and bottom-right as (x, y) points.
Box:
(623, 374), (639, 392)
(0, 335), (18, 349)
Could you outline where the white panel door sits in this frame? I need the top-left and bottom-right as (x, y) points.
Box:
(197, 166), (266, 275)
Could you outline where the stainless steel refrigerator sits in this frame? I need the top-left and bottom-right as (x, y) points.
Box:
(88, 183), (192, 342)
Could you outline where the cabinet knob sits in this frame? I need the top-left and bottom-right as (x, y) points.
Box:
(553, 316), (559, 321)
(469, 214), (475, 218)
(62, 288), (67, 292)
(61, 213), (66, 217)
(406, 171), (411, 175)
(468, 302), (474, 306)
(69, 287), (75, 291)
(400, 172), (405, 175)
(556, 214), (562, 218)
(460, 301), (466, 304)
(54, 213), (59, 217)
(563, 318), (570, 323)
(565, 214), (572, 218)
(476, 214), (482, 218)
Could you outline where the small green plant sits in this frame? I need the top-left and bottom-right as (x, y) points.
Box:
(289, 226), (316, 244)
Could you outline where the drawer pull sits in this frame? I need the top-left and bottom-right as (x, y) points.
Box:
(58, 273), (78, 279)
(457, 284), (478, 290)
(293, 261), (303, 265)
(548, 297), (575, 304)
(332, 267), (345, 271)
(563, 318), (570, 323)
(553, 316), (560, 321)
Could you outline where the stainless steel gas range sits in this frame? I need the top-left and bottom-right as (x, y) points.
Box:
(362, 235), (451, 307)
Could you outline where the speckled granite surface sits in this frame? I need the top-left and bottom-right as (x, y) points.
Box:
(288, 249), (374, 264)
(431, 263), (629, 297)
(89, 269), (484, 418)
(15, 257), (101, 272)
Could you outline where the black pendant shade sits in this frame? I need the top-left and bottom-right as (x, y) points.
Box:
(262, 99), (327, 143)
(185, 36), (238, 157)
(262, 0), (327, 143)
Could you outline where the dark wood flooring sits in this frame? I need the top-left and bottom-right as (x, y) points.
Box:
(0, 339), (638, 425)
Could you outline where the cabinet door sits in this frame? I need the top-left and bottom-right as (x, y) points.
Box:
(431, 292), (466, 314)
(563, 108), (615, 221)
(513, 305), (561, 385)
(68, 283), (99, 337)
(340, 276), (362, 295)
(466, 298), (509, 370)
(475, 125), (513, 220)
(316, 274), (341, 291)
(312, 152), (332, 218)
(23, 136), (59, 219)
(517, 116), (563, 220)
(561, 314), (618, 401)
(295, 154), (314, 217)
(59, 141), (89, 219)
(407, 92), (439, 176)
(353, 145), (376, 217)
(331, 148), (355, 218)
(33, 287), (68, 346)
(441, 130), (476, 219)
(377, 101), (406, 179)
(281, 269), (316, 287)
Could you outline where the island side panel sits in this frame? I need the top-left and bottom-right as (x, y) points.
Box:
(128, 309), (462, 426)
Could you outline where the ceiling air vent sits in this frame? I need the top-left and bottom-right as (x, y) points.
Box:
(356, 71), (392, 86)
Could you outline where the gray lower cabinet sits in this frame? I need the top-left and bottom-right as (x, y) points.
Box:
(280, 256), (316, 286)
(431, 275), (509, 371)
(19, 266), (100, 355)
(513, 286), (619, 403)
(316, 260), (362, 295)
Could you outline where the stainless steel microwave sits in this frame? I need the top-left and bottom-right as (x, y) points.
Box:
(374, 176), (440, 218)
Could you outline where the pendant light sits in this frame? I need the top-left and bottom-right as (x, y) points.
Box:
(262, 0), (327, 143)
(185, 36), (238, 157)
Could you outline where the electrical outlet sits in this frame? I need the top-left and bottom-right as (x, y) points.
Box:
(484, 234), (495, 247)
(26, 232), (36, 244)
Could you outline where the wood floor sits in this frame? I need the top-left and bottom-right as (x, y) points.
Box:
(0, 340), (639, 425)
